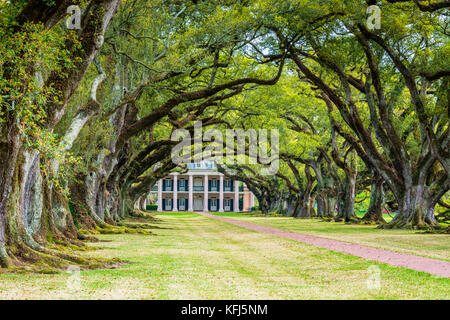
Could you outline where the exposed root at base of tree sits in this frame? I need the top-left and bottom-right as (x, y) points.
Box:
(318, 217), (334, 222)
(320, 216), (378, 225)
(0, 212), (159, 273)
(77, 212), (160, 235)
(129, 209), (163, 223)
(117, 222), (167, 230)
(333, 215), (361, 224)
(360, 212), (386, 225)
(0, 241), (128, 274)
(71, 206), (156, 235)
(79, 224), (154, 235)
(378, 218), (444, 230)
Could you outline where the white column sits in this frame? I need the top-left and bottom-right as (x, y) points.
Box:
(219, 175), (224, 212)
(188, 174), (193, 211)
(203, 174), (208, 212)
(250, 192), (255, 208)
(157, 179), (163, 212)
(172, 174), (178, 211)
(234, 180), (239, 212)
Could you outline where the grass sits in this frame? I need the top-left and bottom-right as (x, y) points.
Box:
(212, 212), (450, 261)
(0, 211), (448, 299)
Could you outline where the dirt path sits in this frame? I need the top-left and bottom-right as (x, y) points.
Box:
(199, 213), (450, 278)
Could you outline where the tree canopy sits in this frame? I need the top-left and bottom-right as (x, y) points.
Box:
(0, 0), (448, 270)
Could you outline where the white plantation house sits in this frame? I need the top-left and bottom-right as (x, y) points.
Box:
(150, 161), (255, 212)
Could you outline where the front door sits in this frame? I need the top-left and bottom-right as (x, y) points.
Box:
(165, 198), (172, 211)
(179, 198), (186, 211)
(210, 199), (218, 211)
(224, 199), (231, 211)
(194, 198), (203, 211)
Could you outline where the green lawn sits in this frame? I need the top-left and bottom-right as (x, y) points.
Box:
(213, 212), (450, 261)
(0, 212), (448, 299)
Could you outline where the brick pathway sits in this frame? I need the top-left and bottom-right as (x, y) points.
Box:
(199, 212), (450, 278)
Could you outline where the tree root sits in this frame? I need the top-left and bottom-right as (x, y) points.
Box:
(1, 240), (127, 274)
(129, 209), (162, 222)
(117, 222), (165, 230)
(334, 215), (360, 224)
(361, 211), (386, 225)
(0, 245), (12, 268)
(377, 217), (443, 230)
(94, 224), (153, 235)
(72, 206), (157, 235)
(76, 230), (100, 242)
(78, 219), (154, 236)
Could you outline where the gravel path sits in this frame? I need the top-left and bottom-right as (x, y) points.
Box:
(199, 213), (450, 278)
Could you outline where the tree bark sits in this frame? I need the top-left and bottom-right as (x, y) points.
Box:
(362, 176), (386, 224)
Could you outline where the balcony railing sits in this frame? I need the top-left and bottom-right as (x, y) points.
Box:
(187, 161), (216, 170)
(159, 180), (242, 193)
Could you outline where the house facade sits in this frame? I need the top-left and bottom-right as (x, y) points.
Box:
(151, 161), (255, 212)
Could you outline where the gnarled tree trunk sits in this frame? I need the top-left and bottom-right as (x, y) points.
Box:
(362, 176), (386, 224)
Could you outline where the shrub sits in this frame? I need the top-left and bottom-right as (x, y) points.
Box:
(146, 204), (158, 211)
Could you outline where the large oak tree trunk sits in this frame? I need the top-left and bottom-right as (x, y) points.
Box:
(324, 195), (337, 218)
(1, 140), (87, 269)
(0, 123), (21, 267)
(334, 171), (359, 222)
(316, 196), (325, 217)
(380, 184), (433, 229)
(297, 165), (316, 218)
(0, 0), (121, 268)
(298, 193), (316, 218)
(285, 194), (299, 217)
(362, 178), (386, 224)
(258, 190), (279, 214)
